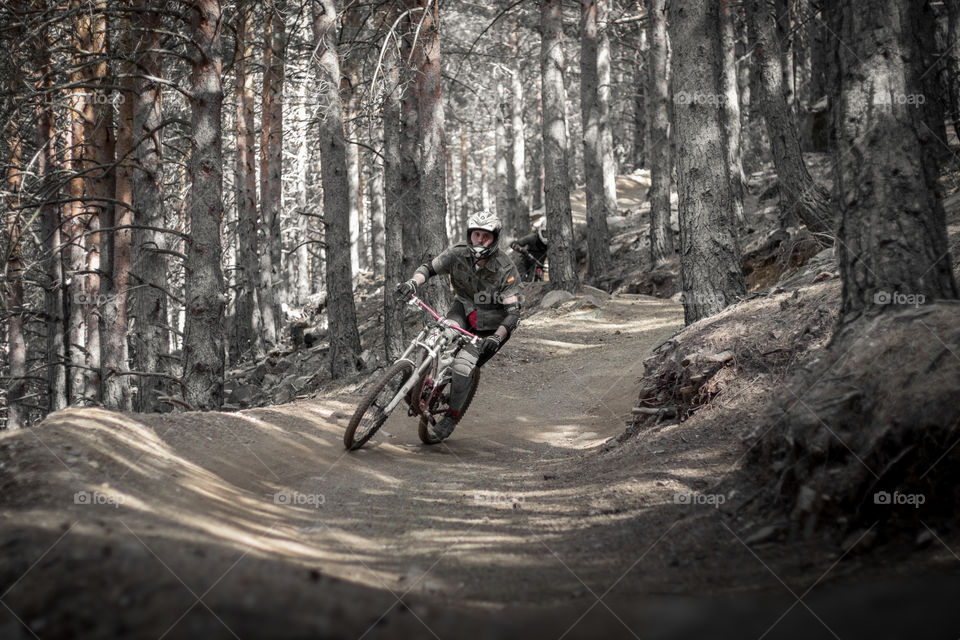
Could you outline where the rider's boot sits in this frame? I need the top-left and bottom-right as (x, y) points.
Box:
(431, 409), (460, 441)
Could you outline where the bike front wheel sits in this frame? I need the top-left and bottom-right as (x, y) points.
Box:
(344, 360), (416, 450)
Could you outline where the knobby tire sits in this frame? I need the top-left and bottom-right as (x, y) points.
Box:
(344, 360), (416, 450)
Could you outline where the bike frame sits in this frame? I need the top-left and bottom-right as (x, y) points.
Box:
(379, 294), (479, 417)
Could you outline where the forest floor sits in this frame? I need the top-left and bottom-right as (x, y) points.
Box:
(2, 162), (960, 639)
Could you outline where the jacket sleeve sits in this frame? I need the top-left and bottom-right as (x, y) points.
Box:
(498, 262), (523, 336)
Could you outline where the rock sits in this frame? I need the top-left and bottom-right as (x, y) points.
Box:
(541, 290), (576, 308)
(230, 384), (263, 408)
(271, 358), (292, 375)
(275, 386), (295, 404)
(279, 374), (301, 390)
(580, 284), (611, 299)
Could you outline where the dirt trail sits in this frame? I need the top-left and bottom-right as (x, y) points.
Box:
(0, 295), (704, 637)
(3, 294), (958, 639)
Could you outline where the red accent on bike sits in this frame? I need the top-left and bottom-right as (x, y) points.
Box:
(467, 310), (478, 329)
(412, 296), (479, 340)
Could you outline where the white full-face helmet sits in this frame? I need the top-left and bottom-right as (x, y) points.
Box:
(466, 210), (503, 261)
(536, 218), (548, 244)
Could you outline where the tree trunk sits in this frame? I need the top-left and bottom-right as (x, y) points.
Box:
(495, 75), (510, 230)
(633, 35), (647, 170)
(261, 0), (286, 315)
(479, 134), (491, 213)
(459, 126), (469, 238)
(647, 0), (675, 267)
(794, 0), (813, 111)
(369, 151), (385, 279)
(719, 0), (746, 230)
(79, 4), (112, 406)
(32, 16), (66, 411)
(4, 126), (27, 428)
(102, 15), (134, 410)
(312, 0), (362, 378)
(580, 0), (613, 283)
(399, 9), (421, 281)
(407, 0), (452, 312)
(342, 5), (365, 282)
(596, 0), (618, 216)
(383, 24), (406, 360)
(834, 0), (959, 329)
(509, 27), (530, 238)
(234, 2), (263, 357)
(182, 0), (226, 409)
(905, 1), (950, 163)
(131, 0), (169, 412)
(774, 0), (795, 113)
(64, 115), (87, 408)
(669, 0), (747, 324)
(748, 0), (832, 237)
(295, 80), (312, 303)
(947, 0), (960, 140)
(347, 109), (363, 282)
(540, 0), (579, 292)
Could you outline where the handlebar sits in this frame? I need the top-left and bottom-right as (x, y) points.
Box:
(404, 294), (479, 342)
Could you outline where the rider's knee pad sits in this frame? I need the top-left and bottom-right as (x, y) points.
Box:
(452, 348), (478, 379)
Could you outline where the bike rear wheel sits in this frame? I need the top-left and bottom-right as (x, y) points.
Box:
(418, 367), (481, 445)
(344, 360), (416, 450)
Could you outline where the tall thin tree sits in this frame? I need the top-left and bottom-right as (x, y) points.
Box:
(312, 0), (362, 378)
(748, 0), (831, 236)
(383, 12), (406, 360)
(234, 0), (263, 357)
(182, 0), (226, 409)
(540, 0), (579, 292)
(102, 12), (135, 410)
(580, 0), (613, 283)
(407, 0), (453, 311)
(647, 0), (675, 267)
(132, 0), (170, 412)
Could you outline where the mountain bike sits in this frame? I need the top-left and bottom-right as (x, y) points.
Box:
(343, 293), (482, 450)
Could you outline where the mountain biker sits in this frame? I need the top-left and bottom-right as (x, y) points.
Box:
(510, 220), (548, 282)
(396, 211), (522, 442)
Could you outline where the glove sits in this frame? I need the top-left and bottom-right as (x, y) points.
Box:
(480, 334), (502, 357)
(510, 241), (523, 252)
(395, 279), (417, 299)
